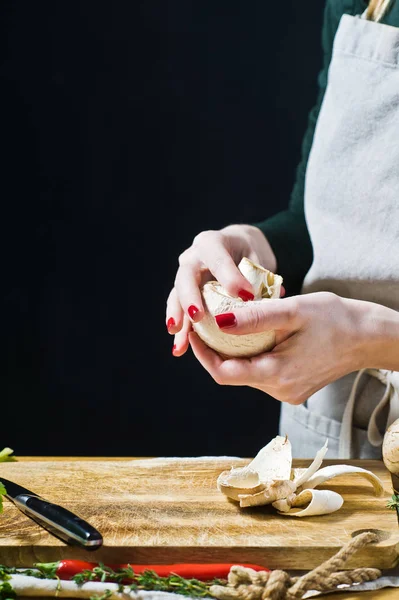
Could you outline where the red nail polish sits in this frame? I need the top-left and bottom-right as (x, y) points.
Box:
(167, 317), (175, 331)
(215, 313), (237, 329)
(188, 305), (199, 320)
(238, 289), (254, 302)
(172, 344), (177, 355)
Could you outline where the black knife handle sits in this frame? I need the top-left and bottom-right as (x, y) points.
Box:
(14, 494), (103, 549)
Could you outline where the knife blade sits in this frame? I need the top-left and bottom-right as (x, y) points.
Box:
(0, 477), (103, 549)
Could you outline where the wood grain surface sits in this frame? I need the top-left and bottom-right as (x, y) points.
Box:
(0, 457), (398, 572)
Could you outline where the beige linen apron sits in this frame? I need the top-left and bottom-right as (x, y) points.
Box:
(279, 8), (399, 459)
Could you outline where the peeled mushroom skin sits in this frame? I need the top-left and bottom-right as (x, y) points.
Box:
(249, 435), (292, 482)
(272, 496), (295, 513)
(216, 434), (386, 518)
(217, 467), (260, 489)
(293, 439), (328, 489)
(238, 480), (297, 508)
(277, 489), (344, 517)
(299, 464), (384, 497)
(217, 468), (267, 501)
(238, 257), (283, 300)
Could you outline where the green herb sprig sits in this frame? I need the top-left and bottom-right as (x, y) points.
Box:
(387, 493), (399, 510)
(0, 449), (16, 463)
(89, 591), (112, 600)
(0, 485), (6, 516)
(72, 563), (222, 597)
(0, 563), (222, 599)
(0, 447), (16, 514)
(0, 581), (16, 600)
(0, 569), (15, 600)
(0, 566), (46, 580)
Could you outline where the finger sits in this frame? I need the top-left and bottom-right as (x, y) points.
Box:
(165, 287), (185, 334)
(175, 231), (257, 324)
(188, 331), (225, 371)
(174, 260), (207, 323)
(188, 332), (281, 386)
(280, 285), (286, 298)
(172, 315), (192, 357)
(195, 240), (255, 300)
(189, 332), (250, 386)
(214, 297), (301, 335)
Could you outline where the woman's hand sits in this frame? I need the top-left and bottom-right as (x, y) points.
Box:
(188, 291), (373, 405)
(166, 224), (281, 356)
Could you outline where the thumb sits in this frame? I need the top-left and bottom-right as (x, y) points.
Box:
(214, 298), (301, 335)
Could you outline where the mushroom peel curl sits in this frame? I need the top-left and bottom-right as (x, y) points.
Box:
(217, 435), (385, 517)
(192, 257), (283, 358)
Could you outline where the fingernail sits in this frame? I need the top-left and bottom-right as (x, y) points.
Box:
(215, 313), (237, 329)
(172, 344), (177, 355)
(167, 317), (176, 331)
(238, 289), (254, 302)
(188, 305), (200, 320)
(280, 285), (286, 298)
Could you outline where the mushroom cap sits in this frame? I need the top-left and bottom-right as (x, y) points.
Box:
(193, 292), (276, 358)
(382, 418), (399, 475)
(192, 258), (283, 359)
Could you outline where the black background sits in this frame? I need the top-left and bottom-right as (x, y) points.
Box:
(1, 1), (324, 458)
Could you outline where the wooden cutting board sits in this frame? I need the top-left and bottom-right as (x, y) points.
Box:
(0, 457), (398, 570)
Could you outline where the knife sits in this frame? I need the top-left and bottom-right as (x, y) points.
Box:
(0, 477), (103, 550)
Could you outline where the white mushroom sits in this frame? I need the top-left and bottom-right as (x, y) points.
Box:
(382, 417), (399, 475)
(192, 257), (283, 358)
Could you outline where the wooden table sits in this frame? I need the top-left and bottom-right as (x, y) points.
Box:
(6, 456), (399, 600)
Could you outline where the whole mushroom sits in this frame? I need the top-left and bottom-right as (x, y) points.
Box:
(192, 257), (283, 358)
(382, 418), (399, 475)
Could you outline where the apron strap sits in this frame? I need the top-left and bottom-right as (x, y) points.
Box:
(338, 0), (397, 456)
(339, 369), (399, 458)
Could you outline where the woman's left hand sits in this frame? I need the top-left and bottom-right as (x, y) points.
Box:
(188, 291), (370, 405)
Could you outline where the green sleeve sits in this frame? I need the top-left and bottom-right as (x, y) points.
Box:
(254, 0), (356, 295)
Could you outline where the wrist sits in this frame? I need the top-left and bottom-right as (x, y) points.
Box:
(348, 298), (399, 371)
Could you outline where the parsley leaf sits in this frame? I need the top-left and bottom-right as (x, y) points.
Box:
(0, 449), (16, 463)
(0, 581), (16, 600)
(0, 484), (6, 515)
(386, 493), (399, 510)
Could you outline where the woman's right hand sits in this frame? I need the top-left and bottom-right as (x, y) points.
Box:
(166, 223), (280, 356)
